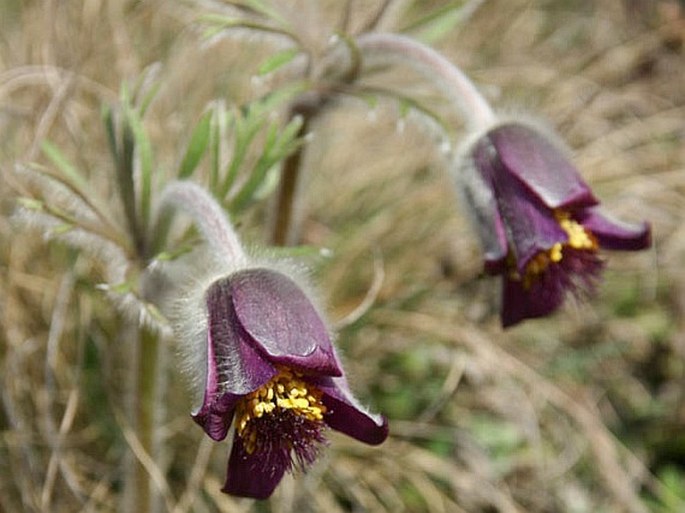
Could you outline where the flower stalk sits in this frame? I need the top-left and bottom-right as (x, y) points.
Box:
(159, 181), (247, 264)
(160, 181), (387, 498)
(127, 327), (161, 513)
(270, 32), (498, 246)
(270, 92), (330, 246)
(354, 32), (497, 132)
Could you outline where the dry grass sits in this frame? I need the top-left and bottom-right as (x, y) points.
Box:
(1, 1), (684, 512)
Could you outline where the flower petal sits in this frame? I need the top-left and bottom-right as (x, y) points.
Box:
(191, 392), (240, 442)
(501, 273), (565, 328)
(576, 207), (651, 250)
(500, 247), (603, 327)
(223, 435), (287, 499)
(192, 278), (278, 441)
(472, 129), (571, 271)
(486, 157), (569, 272)
(230, 268), (342, 376)
(315, 376), (388, 445)
(488, 123), (597, 209)
(468, 140), (510, 272)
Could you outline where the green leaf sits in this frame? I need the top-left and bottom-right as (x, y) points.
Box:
(134, 64), (161, 117)
(230, 116), (303, 212)
(221, 107), (263, 197)
(258, 48), (299, 75)
(399, 98), (412, 118)
(209, 104), (231, 192)
(256, 80), (308, 112)
(402, 1), (468, 44)
(17, 197), (44, 211)
(51, 223), (75, 235)
(40, 140), (89, 191)
(197, 14), (294, 41)
(245, 0), (288, 25)
(178, 110), (213, 179)
(124, 107), (154, 230)
(102, 106), (119, 167)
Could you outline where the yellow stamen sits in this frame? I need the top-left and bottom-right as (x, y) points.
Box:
(556, 211), (596, 250)
(516, 210), (598, 288)
(234, 367), (327, 454)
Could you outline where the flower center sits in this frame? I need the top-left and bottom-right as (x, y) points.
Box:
(519, 211), (598, 286)
(233, 367), (328, 470)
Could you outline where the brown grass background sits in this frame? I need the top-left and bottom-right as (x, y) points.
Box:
(1, 1), (684, 512)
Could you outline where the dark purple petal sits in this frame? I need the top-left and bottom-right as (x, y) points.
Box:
(315, 376), (388, 445)
(501, 272), (566, 328)
(230, 269), (343, 377)
(193, 278), (278, 441)
(500, 248), (604, 327)
(223, 435), (287, 499)
(488, 123), (597, 210)
(479, 148), (568, 273)
(469, 139), (513, 272)
(576, 207), (651, 250)
(191, 392), (240, 442)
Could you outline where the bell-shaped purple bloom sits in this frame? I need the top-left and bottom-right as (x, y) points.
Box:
(462, 122), (651, 327)
(192, 267), (388, 499)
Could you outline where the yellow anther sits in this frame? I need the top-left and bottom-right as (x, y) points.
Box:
(293, 398), (310, 409)
(555, 211), (597, 250)
(233, 366), (328, 448)
(520, 211), (599, 287)
(277, 397), (294, 409)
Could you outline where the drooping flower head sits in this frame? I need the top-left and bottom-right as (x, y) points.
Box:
(160, 181), (387, 499)
(460, 121), (651, 327)
(190, 266), (388, 499)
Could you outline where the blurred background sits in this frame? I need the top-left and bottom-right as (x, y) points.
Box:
(1, 1), (684, 512)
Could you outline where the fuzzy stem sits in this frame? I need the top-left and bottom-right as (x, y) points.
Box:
(159, 181), (247, 263)
(354, 32), (497, 132)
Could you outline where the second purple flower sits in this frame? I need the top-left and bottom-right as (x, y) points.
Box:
(461, 121), (651, 327)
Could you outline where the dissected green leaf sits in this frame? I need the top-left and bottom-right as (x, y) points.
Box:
(17, 197), (44, 211)
(258, 48), (299, 75)
(197, 14), (295, 41)
(51, 223), (75, 236)
(245, 0), (288, 25)
(402, 1), (469, 43)
(230, 115), (304, 212)
(40, 140), (89, 192)
(178, 110), (213, 179)
(209, 104), (231, 191)
(124, 106), (154, 230)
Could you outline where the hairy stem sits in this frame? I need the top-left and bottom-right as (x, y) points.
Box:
(354, 32), (497, 132)
(159, 181), (247, 264)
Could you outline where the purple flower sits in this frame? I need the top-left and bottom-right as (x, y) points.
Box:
(462, 122), (651, 327)
(191, 267), (388, 499)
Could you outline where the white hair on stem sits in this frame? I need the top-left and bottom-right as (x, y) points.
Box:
(354, 33), (498, 132)
(158, 181), (251, 406)
(159, 181), (248, 266)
